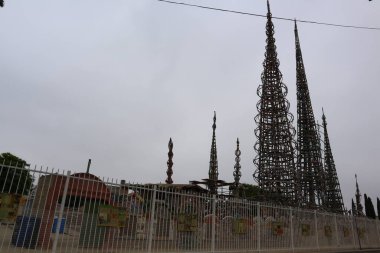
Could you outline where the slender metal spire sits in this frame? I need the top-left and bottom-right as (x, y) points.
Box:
(233, 138), (242, 197)
(253, 1), (297, 205)
(165, 138), (174, 184)
(294, 20), (326, 209)
(208, 111), (219, 195)
(322, 110), (345, 213)
(355, 174), (364, 216)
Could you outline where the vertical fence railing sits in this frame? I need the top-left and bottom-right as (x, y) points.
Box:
(1, 164), (380, 253)
(147, 185), (157, 253)
(290, 207), (294, 252)
(52, 170), (71, 253)
(211, 195), (216, 253)
(334, 213), (339, 248)
(257, 202), (261, 252)
(314, 210), (320, 250)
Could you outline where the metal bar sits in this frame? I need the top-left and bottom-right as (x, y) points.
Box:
(351, 215), (356, 248)
(334, 213), (339, 248)
(52, 170), (71, 253)
(257, 202), (261, 252)
(290, 207), (294, 253)
(314, 210), (319, 250)
(147, 185), (157, 253)
(211, 195), (216, 253)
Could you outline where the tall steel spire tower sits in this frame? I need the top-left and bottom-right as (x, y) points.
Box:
(355, 174), (364, 216)
(322, 110), (345, 213)
(253, 1), (297, 205)
(165, 138), (174, 184)
(208, 111), (219, 195)
(294, 21), (325, 209)
(232, 138), (242, 197)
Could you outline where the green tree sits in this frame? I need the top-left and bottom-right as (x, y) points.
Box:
(0, 153), (32, 195)
(367, 196), (376, 219)
(377, 197), (380, 220)
(237, 184), (261, 200)
(351, 198), (357, 216)
(364, 194), (376, 219)
(364, 194), (369, 216)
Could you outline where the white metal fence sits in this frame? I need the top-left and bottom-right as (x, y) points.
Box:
(0, 164), (379, 253)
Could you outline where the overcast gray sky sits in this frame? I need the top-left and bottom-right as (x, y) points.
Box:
(1, 0), (379, 208)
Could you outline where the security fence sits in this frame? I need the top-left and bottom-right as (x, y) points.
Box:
(0, 164), (379, 253)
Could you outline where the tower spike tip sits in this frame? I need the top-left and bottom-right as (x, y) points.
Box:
(322, 107), (326, 121)
(267, 0), (271, 14)
(212, 111), (216, 130)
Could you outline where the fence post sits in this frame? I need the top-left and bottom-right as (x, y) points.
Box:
(257, 202), (261, 252)
(351, 215), (356, 249)
(376, 220), (380, 247)
(211, 195), (216, 253)
(289, 207), (294, 253)
(314, 210), (319, 250)
(147, 185), (157, 253)
(334, 213), (339, 248)
(52, 171), (71, 253)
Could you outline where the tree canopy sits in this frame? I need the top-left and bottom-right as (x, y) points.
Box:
(237, 183), (261, 200)
(364, 194), (376, 219)
(0, 153), (32, 195)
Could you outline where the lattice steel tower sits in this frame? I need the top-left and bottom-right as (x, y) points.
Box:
(322, 110), (345, 213)
(294, 21), (325, 209)
(165, 138), (174, 184)
(232, 138), (242, 197)
(253, 1), (297, 205)
(208, 111), (219, 195)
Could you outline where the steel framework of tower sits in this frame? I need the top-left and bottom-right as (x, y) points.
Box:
(190, 112), (230, 195)
(253, 1), (297, 205)
(165, 138), (174, 184)
(294, 21), (326, 209)
(322, 110), (345, 213)
(208, 111), (219, 195)
(231, 138), (242, 197)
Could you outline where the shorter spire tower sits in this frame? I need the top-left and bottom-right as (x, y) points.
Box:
(208, 111), (219, 195)
(322, 110), (345, 213)
(294, 20), (325, 209)
(355, 174), (364, 216)
(165, 138), (174, 184)
(232, 138), (242, 197)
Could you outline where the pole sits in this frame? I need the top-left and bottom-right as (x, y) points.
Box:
(52, 171), (71, 253)
(290, 207), (294, 253)
(315, 210), (319, 250)
(211, 195), (216, 253)
(334, 214), (339, 248)
(353, 215), (362, 250)
(86, 159), (91, 174)
(351, 215), (356, 248)
(147, 185), (157, 253)
(257, 202), (261, 252)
